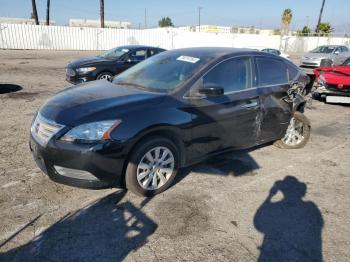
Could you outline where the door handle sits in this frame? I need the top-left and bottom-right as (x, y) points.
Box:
(241, 100), (258, 109)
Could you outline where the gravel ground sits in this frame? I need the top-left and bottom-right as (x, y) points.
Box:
(0, 50), (349, 262)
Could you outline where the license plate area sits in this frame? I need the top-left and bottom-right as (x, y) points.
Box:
(326, 96), (350, 104)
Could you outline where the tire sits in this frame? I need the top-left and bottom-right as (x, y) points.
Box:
(96, 72), (114, 82)
(274, 111), (311, 149)
(125, 137), (180, 197)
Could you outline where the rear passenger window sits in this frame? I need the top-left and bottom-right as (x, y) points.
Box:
(256, 57), (288, 86)
(128, 49), (147, 62)
(286, 61), (300, 81)
(203, 57), (252, 93)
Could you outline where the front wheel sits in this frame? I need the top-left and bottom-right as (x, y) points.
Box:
(274, 112), (311, 149)
(125, 137), (179, 197)
(97, 72), (114, 82)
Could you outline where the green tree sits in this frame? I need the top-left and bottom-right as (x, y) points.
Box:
(281, 8), (293, 35)
(317, 22), (333, 36)
(273, 29), (281, 35)
(158, 17), (174, 27)
(297, 26), (311, 36)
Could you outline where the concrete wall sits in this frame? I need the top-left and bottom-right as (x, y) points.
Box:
(1, 24), (350, 53)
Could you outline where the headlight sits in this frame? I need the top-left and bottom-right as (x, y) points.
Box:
(319, 75), (325, 86)
(76, 67), (96, 74)
(60, 120), (122, 143)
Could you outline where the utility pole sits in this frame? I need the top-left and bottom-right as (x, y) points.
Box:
(316, 0), (326, 32)
(46, 0), (50, 26)
(31, 0), (39, 25)
(144, 8), (147, 29)
(100, 0), (105, 28)
(198, 7), (202, 32)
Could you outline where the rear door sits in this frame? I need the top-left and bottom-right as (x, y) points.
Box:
(189, 56), (261, 157)
(255, 56), (292, 142)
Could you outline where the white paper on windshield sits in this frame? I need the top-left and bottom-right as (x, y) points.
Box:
(122, 49), (129, 52)
(177, 56), (200, 63)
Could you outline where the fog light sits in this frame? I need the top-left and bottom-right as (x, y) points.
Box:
(54, 165), (98, 181)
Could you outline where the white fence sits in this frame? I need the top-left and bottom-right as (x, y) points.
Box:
(1, 24), (350, 53)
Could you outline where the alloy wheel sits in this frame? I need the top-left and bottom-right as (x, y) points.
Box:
(282, 117), (305, 146)
(137, 146), (175, 190)
(99, 74), (112, 81)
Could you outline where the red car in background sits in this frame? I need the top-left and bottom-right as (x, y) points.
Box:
(313, 57), (350, 104)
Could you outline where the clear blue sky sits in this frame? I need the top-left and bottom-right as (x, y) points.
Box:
(0, 0), (349, 31)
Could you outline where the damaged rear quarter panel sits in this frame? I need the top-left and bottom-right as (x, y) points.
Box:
(257, 84), (293, 142)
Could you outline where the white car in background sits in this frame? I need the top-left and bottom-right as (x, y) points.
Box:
(300, 45), (350, 68)
(247, 46), (290, 59)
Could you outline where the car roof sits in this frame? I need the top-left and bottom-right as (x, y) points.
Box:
(318, 45), (343, 47)
(164, 47), (274, 59)
(117, 45), (164, 50)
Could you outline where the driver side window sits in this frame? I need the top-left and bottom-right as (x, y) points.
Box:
(127, 49), (147, 62)
(203, 57), (252, 94)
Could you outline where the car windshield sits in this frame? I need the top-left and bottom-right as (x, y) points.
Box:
(113, 52), (213, 92)
(99, 47), (129, 59)
(310, 46), (336, 54)
(343, 58), (350, 66)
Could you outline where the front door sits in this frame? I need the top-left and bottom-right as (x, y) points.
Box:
(189, 56), (261, 158)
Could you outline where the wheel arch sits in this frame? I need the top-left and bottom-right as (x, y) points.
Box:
(120, 126), (187, 188)
(96, 70), (114, 80)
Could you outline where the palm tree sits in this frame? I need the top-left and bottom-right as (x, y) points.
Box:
(316, 0), (326, 33)
(281, 8), (293, 35)
(100, 0), (105, 28)
(31, 0), (39, 25)
(46, 0), (50, 26)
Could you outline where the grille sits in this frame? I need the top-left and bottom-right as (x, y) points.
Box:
(66, 67), (76, 77)
(302, 62), (318, 66)
(326, 84), (350, 92)
(31, 113), (64, 146)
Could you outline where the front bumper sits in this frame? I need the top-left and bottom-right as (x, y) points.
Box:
(65, 68), (96, 85)
(29, 135), (128, 189)
(300, 59), (321, 68)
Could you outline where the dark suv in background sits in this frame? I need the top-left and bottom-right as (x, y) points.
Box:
(65, 45), (165, 84)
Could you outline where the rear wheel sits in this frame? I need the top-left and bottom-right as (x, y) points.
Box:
(274, 112), (311, 149)
(125, 137), (179, 197)
(97, 72), (113, 82)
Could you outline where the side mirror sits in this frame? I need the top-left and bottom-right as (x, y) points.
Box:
(334, 51), (340, 55)
(198, 83), (224, 96)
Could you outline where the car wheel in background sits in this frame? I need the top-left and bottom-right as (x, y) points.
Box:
(97, 72), (114, 82)
(125, 137), (179, 197)
(274, 112), (311, 149)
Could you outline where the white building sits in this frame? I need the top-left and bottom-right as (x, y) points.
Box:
(69, 19), (131, 29)
(0, 17), (55, 25)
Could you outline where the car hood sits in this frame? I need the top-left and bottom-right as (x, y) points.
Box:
(303, 52), (330, 59)
(67, 56), (112, 68)
(39, 81), (165, 126)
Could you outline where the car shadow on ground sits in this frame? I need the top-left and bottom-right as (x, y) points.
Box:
(254, 176), (324, 262)
(0, 190), (157, 262)
(0, 84), (22, 94)
(173, 144), (267, 187)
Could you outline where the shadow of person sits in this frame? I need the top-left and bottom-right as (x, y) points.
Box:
(0, 190), (157, 262)
(254, 176), (324, 262)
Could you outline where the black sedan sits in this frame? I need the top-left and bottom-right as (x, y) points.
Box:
(65, 45), (165, 84)
(30, 48), (310, 196)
